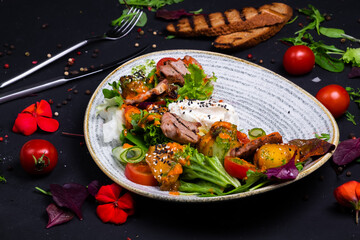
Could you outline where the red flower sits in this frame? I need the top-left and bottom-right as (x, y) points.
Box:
(12, 100), (59, 136)
(334, 181), (360, 224)
(95, 183), (134, 224)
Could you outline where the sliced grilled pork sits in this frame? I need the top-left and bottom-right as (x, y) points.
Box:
(160, 112), (201, 144)
(124, 79), (169, 105)
(159, 64), (185, 86)
(168, 60), (189, 76)
(230, 132), (283, 160)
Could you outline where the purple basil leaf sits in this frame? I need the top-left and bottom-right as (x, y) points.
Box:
(50, 183), (89, 220)
(156, 9), (194, 20)
(46, 203), (75, 229)
(87, 180), (100, 197)
(332, 138), (360, 165)
(348, 67), (360, 78)
(265, 154), (299, 180)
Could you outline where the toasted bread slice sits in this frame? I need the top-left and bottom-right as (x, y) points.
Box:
(212, 4), (292, 50)
(213, 23), (286, 49)
(166, 3), (292, 37)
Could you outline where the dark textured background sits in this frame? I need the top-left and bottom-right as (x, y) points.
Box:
(0, 0), (359, 239)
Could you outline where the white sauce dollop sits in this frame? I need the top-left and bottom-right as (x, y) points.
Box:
(168, 99), (240, 131)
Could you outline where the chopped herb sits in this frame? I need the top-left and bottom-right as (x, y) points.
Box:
(315, 133), (330, 141)
(118, 0), (184, 10)
(189, 8), (203, 14)
(0, 175), (6, 183)
(346, 87), (360, 107)
(286, 15), (298, 25)
(346, 111), (357, 125)
(112, 9), (147, 27)
(165, 35), (176, 40)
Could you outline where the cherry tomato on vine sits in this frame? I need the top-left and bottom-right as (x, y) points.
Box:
(20, 139), (58, 175)
(315, 84), (350, 118)
(125, 162), (158, 186)
(283, 45), (315, 75)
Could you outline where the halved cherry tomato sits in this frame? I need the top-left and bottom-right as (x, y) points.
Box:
(224, 156), (257, 179)
(156, 57), (177, 70)
(125, 162), (158, 186)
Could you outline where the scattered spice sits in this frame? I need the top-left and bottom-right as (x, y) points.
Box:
(0, 137), (3, 142)
(247, 54), (253, 59)
(134, 43), (140, 47)
(66, 95), (72, 101)
(334, 181), (360, 224)
(270, 59), (276, 63)
(91, 53), (98, 58)
(64, 71), (69, 76)
(73, 89), (78, 94)
(76, 51), (81, 55)
(47, 53), (52, 58)
(32, 60), (38, 65)
(153, 31), (157, 35)
(152, 44), (157, 49)
(95, 183), (135, 224)
(62, 100), (67, 105)
(340, 38), (346, 43)
(41, 23), (49, 29)
(57, 44), (62, 48)
(12, 100), (59, 136)
(85, 90), (91, 95)
(346, 171), (352, 177)
(259, 59), (263, 64)
(48, 99), (54, 104)
(56, 103), (62, 108)
(54, 112), (59, 117)
(25, 51), (30, 56)
(3, 63), (9, 69)
(67, 58), (75, 66)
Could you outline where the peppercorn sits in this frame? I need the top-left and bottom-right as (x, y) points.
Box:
(73, 89), (78, 94)
(25, 51), (30, 56)
(270, 59), (276, 64)
(346, 171), (352, 177)
(85, 90), (91, 95)
(62, 100), (68, 105)
(93, 49), (100, 53)
(325, 15), (332, 21)
(56, 103), (62, 108)
(91, 53), (98, 58)
(41, 23), (49, 29)
(259, 59), (263, 64)
(9, 45), (15, 49)
(340, 38), (346, 43)
(57, 43), (62, 48)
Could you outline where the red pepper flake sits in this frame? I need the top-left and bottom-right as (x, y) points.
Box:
(12, 100), (59, 136)
(247, 54), (253, 59)
(95, 183), (135, 224)
(147, 6), (152, 11)
(32, 60), (38, 65)
(76, 51), (81, 55)
(48, 99), (54, 104)
(4, 135), (8, 138)
(0, 137), (3, 142)
(3, 63), (9, 69)
(137, 28), (142, 33)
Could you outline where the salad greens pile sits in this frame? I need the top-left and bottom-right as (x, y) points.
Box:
(282, 4), (360, 72)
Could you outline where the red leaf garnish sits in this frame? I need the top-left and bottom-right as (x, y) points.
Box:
(50, 183), (89, 220)
(265, 151), (299, 180)
(332, 138), (360, 165)
(12, 113), (37, 135)
(46, 203), (75, 228)
(36, 100), (53, 118)
(88, 180), (100, 197)
(37, 116), (59, 132)
(156, 9), (195, 20)
(288, 138), (335, 162)
(95, 183), (135, 224)
(12, 100), (59, 135)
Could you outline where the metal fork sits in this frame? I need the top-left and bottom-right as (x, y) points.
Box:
(0, 7), (143, 89)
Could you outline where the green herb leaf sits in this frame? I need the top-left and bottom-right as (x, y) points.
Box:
(165, 35), (176, 40)
(315, 133), (330, 141)
(319, 27), (345, 38)
(0, 175), (6, 183)
(189, 8), (203, 14)
(314, 50), (344, 72)
(346, 111), (357, 125)
(342, 48), (360, 67)
(177, 64), (216, 101)
(118, 0), (184, 10)
(112, 9), (147, 27)
(286, 15), (298, 25)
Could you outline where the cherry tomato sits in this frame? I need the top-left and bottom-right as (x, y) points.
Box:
(315, 84), (350, 118)
(20, 139), (58, 175)
(125, 162), (158, 186)
(224, 156), (257, 180)
(283, 45), (315, 75)
(156, 57), (177, 70)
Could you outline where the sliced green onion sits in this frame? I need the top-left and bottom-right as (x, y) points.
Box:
(248, 128), (266, 140)
(112, 146), (146, 163)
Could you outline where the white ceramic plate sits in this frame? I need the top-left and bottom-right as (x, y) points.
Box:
(84, 50), (339, 202)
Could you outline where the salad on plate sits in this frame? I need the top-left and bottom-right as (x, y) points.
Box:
(96, 55), (335, 197)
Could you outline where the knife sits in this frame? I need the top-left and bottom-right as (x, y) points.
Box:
(0, 45), (148, 104)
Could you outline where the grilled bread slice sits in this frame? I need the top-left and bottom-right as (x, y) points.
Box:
(213, 5), (292, 49)
(166, 2), (292, 37)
